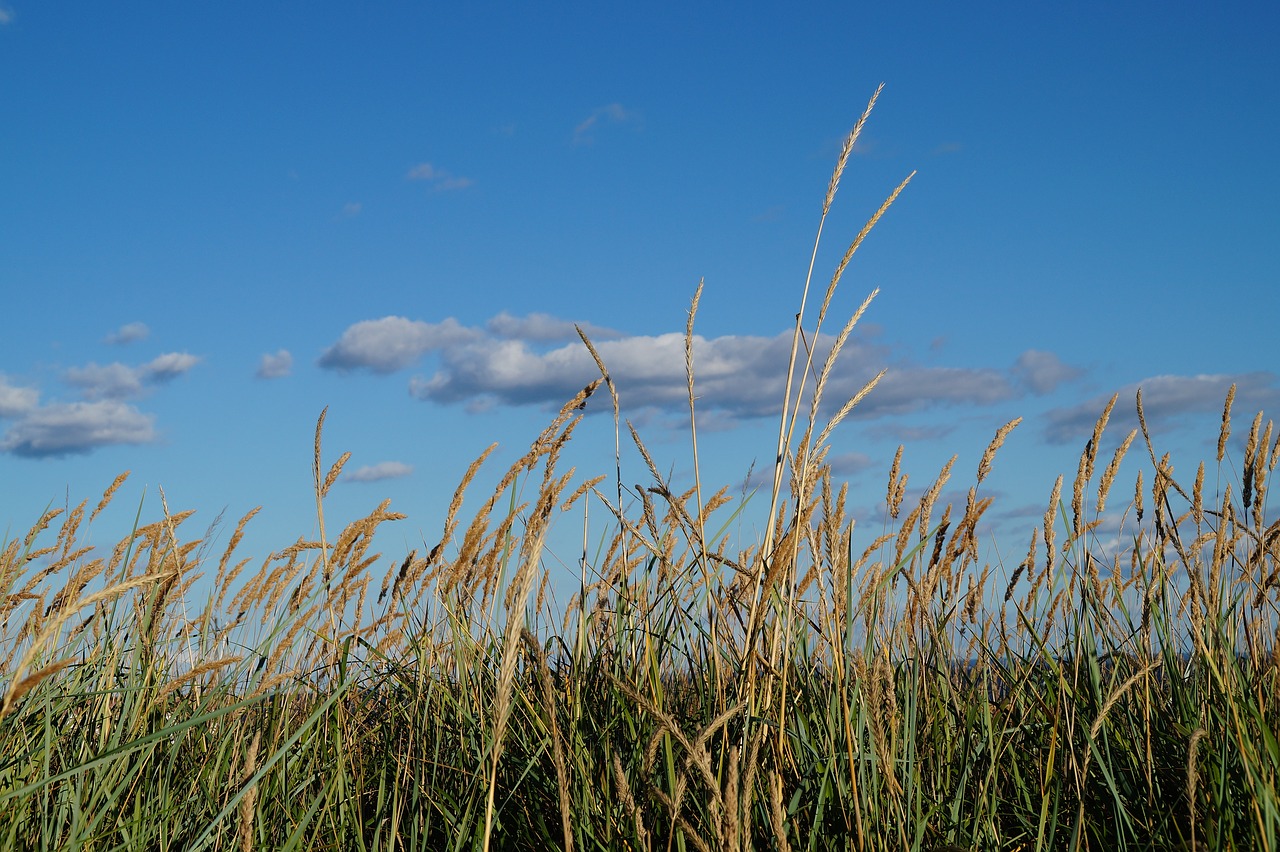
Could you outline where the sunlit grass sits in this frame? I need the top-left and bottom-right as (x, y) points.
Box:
(2, 89), (1277, 852)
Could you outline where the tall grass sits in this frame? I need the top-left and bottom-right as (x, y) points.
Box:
(3, 89), (1278, 851)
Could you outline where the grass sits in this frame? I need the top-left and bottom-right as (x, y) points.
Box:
(3, 88), (1278, 851)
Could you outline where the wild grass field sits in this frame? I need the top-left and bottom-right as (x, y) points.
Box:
(3, 91), (1278, 852)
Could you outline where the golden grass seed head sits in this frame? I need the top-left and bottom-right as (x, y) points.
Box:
(927, 505), (951, 574)
(1072, 443), (1089, 538)
(770, 772), (794, 852)
(977, 417), (1022, 485)
(1134, 468), (1145, 525)
(919, 455), (956, 546)
(1044, 474), (1062, 574)
(1243, 411), (1263, 515)
(1218, 384), (1236, 463)
(823, 84), (882, 216)
(886, 444), (905, 519)
(1096, 429), (1138, 518)
(1254, 419), (1272, 530)
(90, 471), (130, 525)
(0, 658), (76, 718)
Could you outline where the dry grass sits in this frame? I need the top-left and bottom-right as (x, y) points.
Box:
(2, 89), (1277, 852)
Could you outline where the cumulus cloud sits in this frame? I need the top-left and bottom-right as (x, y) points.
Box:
(487, 311), (619, 343)
(105, 321), (150, 345)
(318, 316), (484, 373)
(573, 103), (640, 145)
(62, 353), (198, 400)
(320, 314), (1099, 429)
(344, 461), (414, 483)
(141, 352), (200, 382)
(0, 375), (39, 418)
(1, 401), (157, 458)
(828, 451), (876, 477)
(257, 350), (293, 379)
(63, 362), (144, 400)
(1012, 350), (1082, 395)
(329, 315), (1070, 420)
(1042, 372), (1280, 445)
(1, 351), (200, 457)
(406, 162), (473, 191)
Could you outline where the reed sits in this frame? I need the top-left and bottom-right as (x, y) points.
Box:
(1, 89), (1276, 852)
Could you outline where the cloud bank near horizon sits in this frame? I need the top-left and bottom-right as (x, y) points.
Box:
(0, 352), (198, 458)
(316, 313), (1280, 447)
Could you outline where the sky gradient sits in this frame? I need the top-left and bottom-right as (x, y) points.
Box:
(2, 3), (1277, 595)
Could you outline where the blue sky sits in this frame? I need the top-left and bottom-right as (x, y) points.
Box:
(2, 3), (1277, 594)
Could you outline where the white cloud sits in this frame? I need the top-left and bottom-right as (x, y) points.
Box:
(320, 314), (1098, 428)
(405, 162), (473, 191)
(344, 461), (413, 483)
(319, 316), (483, 373)
(828, 451), (876, 477)
(63, 362), (143, 400)
(573, 103), (640, 145)
(1012, 349), (1082, 395)
(340, 202), (362, 219)
(1, 400), (157, 458)
(141, 352), (200, 382)
(1042, 372), (1280, 445)
(0, 7), (13, 25)
(257, 350), (293, 379)
(62, 353), (198, 400)
(487, 311), (619, 343)
(105, 321), (150, 345)
(0, 375), (38, 418)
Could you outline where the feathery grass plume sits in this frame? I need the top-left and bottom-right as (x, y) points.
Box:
(770, 772), (794, 852)
(1072, 415), (1105, 539)
(561, 473), (606, 513)
(1187, 727), (1208, 852)
(1043, 474), (1062, 574)
(816, 367), (886, 453)
(1136, 393), (1188, 511)
(238, 730), (261, 852)
(722, 744), (741, 851)
(1086, 393), (1118, 482)
(313, 416), (358, 655)
(918, 455), (957, 549)
(1243, 410), (1262, 516)
(89, 471), (130, 524)
(810, 288), (879, 430)
(210, 507), (260, 614)
(612, 751), (649, 849)
(522, 627), (573, 852)
(1134, 468), (1145, 525)
(157, 655), (244, 700)
(3, 570), (167, 715)
(1252, 419), (1272, 530)
(576, 325), (624, 534)
(482, 389), (589, 852)
(759, 87), (909, 630)
(886, 444), (906, 521)
(1095, 428), (1138, 517)
(1005, 530), (1036, 604)
(824, 83), (882, 215)
(977, 417), (1022, 485)
(1218, 384), (1237, 464)
(0, 658), (75, 718)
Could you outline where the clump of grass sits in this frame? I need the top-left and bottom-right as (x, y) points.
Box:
(2, 88), (1278, 852)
